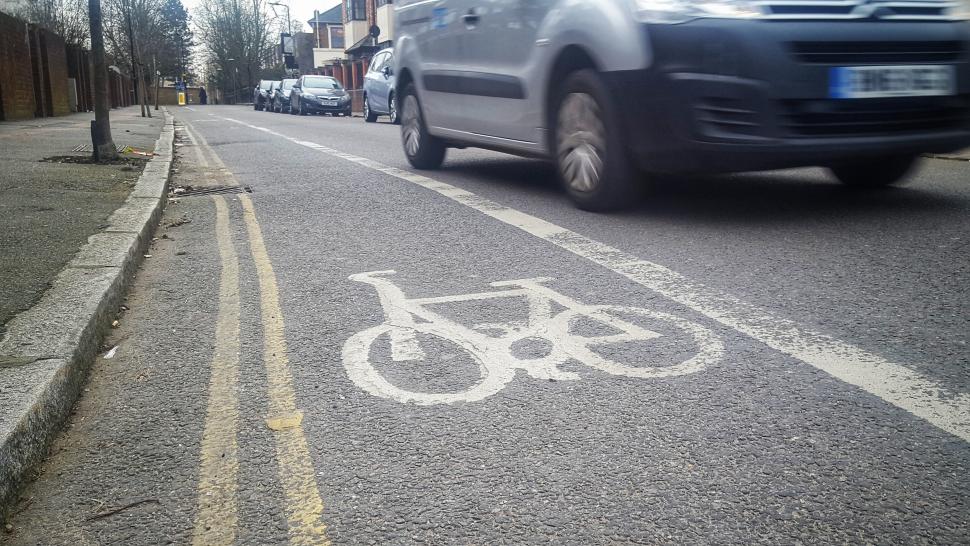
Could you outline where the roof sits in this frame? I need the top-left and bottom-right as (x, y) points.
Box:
(345, 33), (378, 54)
(307, 5), (341, 25)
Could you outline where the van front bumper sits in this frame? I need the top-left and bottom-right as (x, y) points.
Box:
(610, 20), (970, 173)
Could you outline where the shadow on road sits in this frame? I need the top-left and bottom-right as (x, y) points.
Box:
(442, 157), (965, 224)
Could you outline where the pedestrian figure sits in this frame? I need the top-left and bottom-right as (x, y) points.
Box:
(199, 86), (208, 105)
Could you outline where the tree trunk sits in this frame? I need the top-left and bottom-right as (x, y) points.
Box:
(88, 0), (117, 161)
(153, 55), (159, 111)
(137, 41), (151, 117)
(125, 6), (146, 117)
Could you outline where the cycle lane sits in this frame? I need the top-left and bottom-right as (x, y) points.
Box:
(177, 108), (969, 544)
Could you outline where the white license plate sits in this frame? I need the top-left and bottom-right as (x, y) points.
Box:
(323, 100), (338, 106)
(829, 65), (955, 99)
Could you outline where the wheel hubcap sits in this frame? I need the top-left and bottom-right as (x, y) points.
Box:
(364, 99), (369, 118)
(557, 93), (605, 193)
(402, 95), (421, 157)
(390, 97), (397, 122)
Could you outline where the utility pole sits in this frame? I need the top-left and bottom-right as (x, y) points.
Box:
(88, 0), (117, 161)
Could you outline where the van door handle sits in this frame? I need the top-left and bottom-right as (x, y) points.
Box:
(462, 8), (480, 25)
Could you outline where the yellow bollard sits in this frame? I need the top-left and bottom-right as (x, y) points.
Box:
(178, 92), (186, 106)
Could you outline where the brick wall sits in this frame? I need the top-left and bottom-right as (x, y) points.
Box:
(156, 86), (202, 105)
(0, 11), (36, 121)
(40, 29), (69, 116)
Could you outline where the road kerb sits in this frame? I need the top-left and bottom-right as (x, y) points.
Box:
(0, 109), (176, 518)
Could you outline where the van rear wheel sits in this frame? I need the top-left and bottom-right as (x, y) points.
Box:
(554, 70), (640, 212)
(401, 83), (446, 170)
(830, 156), (918, 188)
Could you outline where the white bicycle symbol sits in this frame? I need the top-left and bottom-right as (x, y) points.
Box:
(342, 271), (723, 405)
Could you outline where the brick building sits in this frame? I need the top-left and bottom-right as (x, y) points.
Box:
(0, 9), (132, 121)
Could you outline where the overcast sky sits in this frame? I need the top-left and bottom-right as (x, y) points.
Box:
(182, 0), (341, 34)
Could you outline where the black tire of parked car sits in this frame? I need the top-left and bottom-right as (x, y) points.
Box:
(364, 96), (378, 123)
(389, 93), (400, 125)
(553, 69), (640, 212)
(401, 82), (446, 170)
(254, 100), (260, 111)
(298, 99), (307, 116)
(830, 156), (918, 188)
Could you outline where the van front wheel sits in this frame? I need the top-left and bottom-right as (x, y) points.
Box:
(554, 70), (640, 212)
(401, 83), (446, 170)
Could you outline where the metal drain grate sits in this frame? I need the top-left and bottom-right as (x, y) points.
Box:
(72, 143), (127, 152)
(173, 185), (253, 197)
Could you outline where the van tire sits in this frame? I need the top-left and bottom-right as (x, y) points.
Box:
(553, 70), (640, 212)
(401, 82), (446, 170)
(830, 156), (918, 188)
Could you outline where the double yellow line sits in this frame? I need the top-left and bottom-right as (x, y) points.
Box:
(184, 124), (330, 545)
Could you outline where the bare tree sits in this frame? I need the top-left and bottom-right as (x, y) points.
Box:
(16, 0), (90, 47)
(195, 0), (277, 102)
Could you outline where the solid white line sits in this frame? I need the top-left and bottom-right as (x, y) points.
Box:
(216, 115), (970, 442)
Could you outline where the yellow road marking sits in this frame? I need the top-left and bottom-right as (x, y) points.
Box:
(192, 195), (242, 546)
(239, 194), (331, 545)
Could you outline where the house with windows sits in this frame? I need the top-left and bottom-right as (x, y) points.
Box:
(312, 0), (395, 112)
(309, 5), (346, 68)
(343, 0), (394, 60)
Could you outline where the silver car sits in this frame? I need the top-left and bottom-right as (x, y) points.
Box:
(363, 48), (400, 124)
(394, 0), (970, 211)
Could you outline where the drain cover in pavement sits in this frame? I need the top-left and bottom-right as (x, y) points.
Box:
(72, 144), (127, 152)
(172, 185), (252, 197)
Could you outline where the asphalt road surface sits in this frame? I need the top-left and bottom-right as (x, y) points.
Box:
(4, 105), (968, 545)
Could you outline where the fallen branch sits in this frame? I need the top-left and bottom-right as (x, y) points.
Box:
(85, 499), (160, 521)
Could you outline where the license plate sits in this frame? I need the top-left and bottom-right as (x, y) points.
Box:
(829, 65), (955, 99)
(323, 100), (338, 106)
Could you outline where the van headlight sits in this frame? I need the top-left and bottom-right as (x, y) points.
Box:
(634, 0), (761, 23)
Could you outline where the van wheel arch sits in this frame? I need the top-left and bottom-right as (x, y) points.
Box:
(545, 46), (601, 154)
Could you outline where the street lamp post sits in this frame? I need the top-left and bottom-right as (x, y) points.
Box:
(269, 2), (294, 73)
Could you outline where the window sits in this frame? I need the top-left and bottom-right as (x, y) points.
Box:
(330, 26), (345, 49)
(369, 52), (388, 73)
(303, 76), (343, 90)
(346, 0), (365, 21)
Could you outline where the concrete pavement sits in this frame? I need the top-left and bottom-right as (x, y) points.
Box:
(2, 105), (967, 544)
(0, 108), (173, 520)
(0, 107), (164, 329)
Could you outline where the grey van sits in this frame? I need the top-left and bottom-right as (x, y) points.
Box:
(393, 0), (970, 210)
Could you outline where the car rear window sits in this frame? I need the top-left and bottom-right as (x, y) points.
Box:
(282, 79), (296, 90)
(260, 81), (272, 90)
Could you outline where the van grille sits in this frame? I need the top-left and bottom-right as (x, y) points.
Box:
(781, 96), (970, 137)
(756, 0), (956, 20)
(695, 98), (764, 138)
(789, 41), (965, 64)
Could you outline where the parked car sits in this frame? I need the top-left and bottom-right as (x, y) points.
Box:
(264, 81), (282, 112)
(394, 0), (970, 211)
(273, 78), (298, 113)
(253, 80), (274, 111)
(363, 48), (399, 124)
(290, 75), (352, 116)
